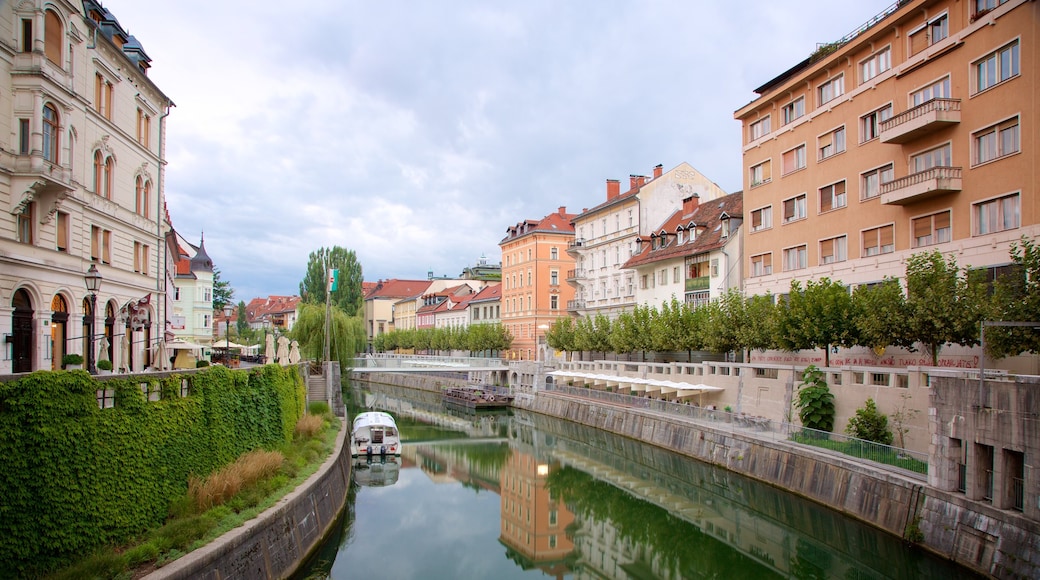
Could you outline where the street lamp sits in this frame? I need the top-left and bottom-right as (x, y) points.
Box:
(84, 264), (102, 374)
(223, 303), (234, 365)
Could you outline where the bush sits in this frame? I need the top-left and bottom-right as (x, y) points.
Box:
(295, 414), (325, 440)
(61, 353), (84, 368)
(96, 359), (113, 371)
(196, 360), (210, 368)
(308, 401), (331, 415)
(794, 365), (835, 432)
(845, 398), (893, 445)
(187, 450), (285, 512)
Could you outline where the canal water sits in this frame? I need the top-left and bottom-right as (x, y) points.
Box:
(293, 380), (980, 580)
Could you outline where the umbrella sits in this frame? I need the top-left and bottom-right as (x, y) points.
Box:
(265, 334), (275, 364)
(97, 336), (110, 362)
(276, 336), (290, 366)
(288, 340), (301, 364)
(120, 333), (130, 372)
(152, 340), (170, 371)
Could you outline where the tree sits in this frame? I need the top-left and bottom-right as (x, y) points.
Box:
(794, 365), (835, 432)
(904, 251), (984, 365)
(852, 278), (912, 355)
(212, 267), (234, 310)
(988, 237), (1040, 357)
(544, 317), (576, 354)
(845, 398), (893, 445)
(737, 292), (777, 360)
(299, 246), (364, 316)
(775, 278), (857, 367)
(235, 299), (249, 338)
(290, 303), (365, 365)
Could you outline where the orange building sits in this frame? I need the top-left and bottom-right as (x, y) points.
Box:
(735, 0), (1038, 297)
(499, 207), (576, 360)
(498, 450), (575, 574)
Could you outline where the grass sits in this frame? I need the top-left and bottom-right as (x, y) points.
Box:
(45, 410), (341, 580)
(789, 430), (928, 474)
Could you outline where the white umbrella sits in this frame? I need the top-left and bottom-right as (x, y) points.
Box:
(288, 340), (301, 364)
(152, 340), (170, 371)
(265, 334), (275, 364)
(97, 336), (110, 362)
(276, 336), (290, 366)
(120, 333), (130, 372)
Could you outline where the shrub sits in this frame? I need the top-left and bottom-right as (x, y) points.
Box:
(308, 401), (331, 415)
(845, 398), (893, 445)
(187, 450), (285, 512)
(96, 359), (113, 371)
(794, 365), (835, 432)
(196, 360), (210, 368)
(61, 353), (84, 368)
(295, 414), (325, 440)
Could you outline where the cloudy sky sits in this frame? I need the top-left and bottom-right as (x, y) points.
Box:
(104, 0), (887, 302)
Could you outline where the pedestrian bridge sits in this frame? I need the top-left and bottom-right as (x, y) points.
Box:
(348, 354), (508, 373)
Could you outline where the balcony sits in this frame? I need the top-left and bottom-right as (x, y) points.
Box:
(685, 276), (710, 292)
(880, 166), (962, 205)
(566, 269), (586, 282)
(880, 98), (960, 144)
(565, 238), (586, 256)
(566, 299), (586, 313)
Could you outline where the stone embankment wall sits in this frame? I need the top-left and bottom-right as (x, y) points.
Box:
(520, 393), (1039, 578)
(145, 420), (351, 580)
(358, 372), (470, 392)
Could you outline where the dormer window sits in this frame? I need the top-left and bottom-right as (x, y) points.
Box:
(676, 229), (684, 244)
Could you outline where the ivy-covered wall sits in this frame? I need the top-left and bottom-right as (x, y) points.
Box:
(0, 364), (305, 576)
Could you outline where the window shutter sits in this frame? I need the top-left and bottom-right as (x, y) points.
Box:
(880, 225), (894, 247)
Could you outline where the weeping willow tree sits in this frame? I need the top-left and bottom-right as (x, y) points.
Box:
(290, 303), (366, 366)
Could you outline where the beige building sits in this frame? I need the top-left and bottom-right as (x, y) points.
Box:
(735, 0), (1038, 298)
(567, 163), (729, 320)
(1, 1), (173, 373)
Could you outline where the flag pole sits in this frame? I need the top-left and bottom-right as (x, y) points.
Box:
(324, 268), (336, 363)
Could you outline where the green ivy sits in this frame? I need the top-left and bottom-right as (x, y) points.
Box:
(0, 365), (305, 577)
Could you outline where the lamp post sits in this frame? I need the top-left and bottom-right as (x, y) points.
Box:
(223, 303), (233, 365)
(84, 264), (102, 374)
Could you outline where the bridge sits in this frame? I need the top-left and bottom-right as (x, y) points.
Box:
(347, 354), (509, 373)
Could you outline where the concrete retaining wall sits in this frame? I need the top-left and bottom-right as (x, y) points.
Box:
(145, 420), (351, 580)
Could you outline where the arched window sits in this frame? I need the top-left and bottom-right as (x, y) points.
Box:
(43, 104), (59, 162)
(93, 151), (103, 194)
(104, 157), (113, 199)
(143, 180), (151, 218)
(44, 10), (63, 66)
(135, 176), (143, 214)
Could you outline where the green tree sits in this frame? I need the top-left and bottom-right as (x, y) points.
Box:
(235, 299), (249, 337)
(290, 303), (365, 365)
(212, 267), (234, 310)
(299, 246), (364, 316)
(988, 237), (1040, 357)
(794, 365), (835, 432)
(775, 278), (857, 367)
(905, 251), (984, 365)
(852, 278), (912, 355)
(737, 292), (777, 359)
(544, 317), (576, 354)
(651, 299), (685, 354)
(845, 398), (893, 445)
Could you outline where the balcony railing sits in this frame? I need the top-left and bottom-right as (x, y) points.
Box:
(566, 300), (586, 312)
(880, 166), (961, 205)
(566, 269), (586, 281)
(685, 276), (710, 292)
(880, 98), (960, 144)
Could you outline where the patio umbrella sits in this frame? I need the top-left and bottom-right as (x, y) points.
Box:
(288, 340), (301, 364)
(276, 336), (290, 366)
(120, 333), (130, 372)
(265, 334), (275, 364)
(97, 336), (110, 362)
(152, 340), (170, 371)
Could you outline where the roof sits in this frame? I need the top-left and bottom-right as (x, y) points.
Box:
(623, 191), (743, 269)
(366, 279), (433, 300)
(500, 207), (576, 244)
(468, 283), (501, 304)
(244, 295), (301, 324)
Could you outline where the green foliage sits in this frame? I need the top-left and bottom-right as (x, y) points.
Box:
(0, 365), (305, 576)
(793, 365), (835, 432)
(844, 398), (893, 445)
(544, 317), (576, 353)
(212, 267), (235, 311)
(775, 278), (857, 366)
(988, 237), (1040, 358)
(299, 246), (365, 316)
(852, 278), (912, 353)
(291, 302), (366, 365)
(236, 299), (249, 337)
(96, 359), (113, 371)
(196, 360), (210, 368)
(905, 251), (985, 365)
(60, 353), (83, 368)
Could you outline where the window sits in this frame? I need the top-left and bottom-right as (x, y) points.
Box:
(93, 151), (104, 193)
(751, 206), (772, 232)
(135, 178), (151, 217)
(861, 105), (893, 142)
(658, 269), (668, 285)
(673, 267), (680, 284)
(751, 254), (772, 277)
(819, 181), (847, 212)
(910, 14), (948, 55)
(550, 247), (558, 260)
(818, 126), (845, 160)
(749, 160), (771, 186)
(783, 194), (807, 223)
(820, 236), (847, 264)
(817, 75), (844, 106)
(974, 117), (1019, 164)
(134, 242), (150, 274)
(911, 143), (952, 172)
(43, 104), (59, 163)
(912, 211), (952, 247)
(56, 212), (69, 252)
(783, 246), (807, 271)
(17, 203), (35, 244)
(95, 74), (113, 119)
(18, 119), (30, 154)
(550, 270), (558, 285)
(860, 47), (891, 83)
(911, 76), (950, 107)
(974, 0), (1008, 17)
(782, 97), (805, 125)
(782, 145), (806, 174)
(137, 108), (151, 147)
(91, 226), (112, 263)
(640, 275), (648, 289)
(975, 41), (1019, 93)
(863, 225), (895, 256)
(749, 116), (771, 141)
(975, 193), (1020, 235)
(44, 10), (62, 66)
(104, 157), (114, 199)
(550, 295), (558, 310)
(711, 259), (719, 277)
(862, 164), (894, 200)
(20, 19), (32, 53)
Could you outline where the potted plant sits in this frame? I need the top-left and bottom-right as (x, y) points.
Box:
(96, 359), (113, 373)
(61, 353), (84, 370)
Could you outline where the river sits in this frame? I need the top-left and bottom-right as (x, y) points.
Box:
(292, 380), (980, 579)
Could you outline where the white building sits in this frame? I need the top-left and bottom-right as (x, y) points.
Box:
(171, 233), (214, 351)
(1, 1), (173, 373)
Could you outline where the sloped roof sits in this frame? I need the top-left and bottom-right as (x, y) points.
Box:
(468, 283), (501, 304)
(244, 295), (301, 324)
(623, 191), (743, 269)
(500, 208), (576, 244)
(366, 279), (432, 300)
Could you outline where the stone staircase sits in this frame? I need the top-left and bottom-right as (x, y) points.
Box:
(307, 374), (325, 406)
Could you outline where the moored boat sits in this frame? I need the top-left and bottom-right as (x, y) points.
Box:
(442, 386), (514, 410)
(350, 411), (401, 457)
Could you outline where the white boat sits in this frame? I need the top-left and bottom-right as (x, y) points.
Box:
(350, 411), (402, 457)
(353, 457), (400, 487)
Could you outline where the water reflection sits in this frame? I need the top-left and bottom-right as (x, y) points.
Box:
(294, 381), (977, 580)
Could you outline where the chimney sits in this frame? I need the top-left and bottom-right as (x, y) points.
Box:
(630, 175), (641, 190)
(606, 179), (620, 200)
(558, 206), (566, 216)
(653, 164), (663, 179)
(682, 194), (700, 216)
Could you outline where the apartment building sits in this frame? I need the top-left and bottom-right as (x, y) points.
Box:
(735, 0), (1038, 297)
(567, 163), (729, 319)
(1, 1), (173, 373)
(171, 233), (215, 350)
(500, 207), (577, 360)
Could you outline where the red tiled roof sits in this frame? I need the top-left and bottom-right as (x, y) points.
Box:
(366, 279), (432, 300)
(623, 192), (743, 269)
(243, 295), (301, 323)
(500, 208), (576, 243)
(469, 283), (501, 303)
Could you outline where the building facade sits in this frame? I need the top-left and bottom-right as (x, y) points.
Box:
(170, 233), (214, 350)
(1, 0), (173, 373)
(567, 163), (730, 320)
(735, 0), (1038, 297)
(500, 207), (576, 360)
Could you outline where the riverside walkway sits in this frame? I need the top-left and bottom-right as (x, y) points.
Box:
(348, 354), (508, 373)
